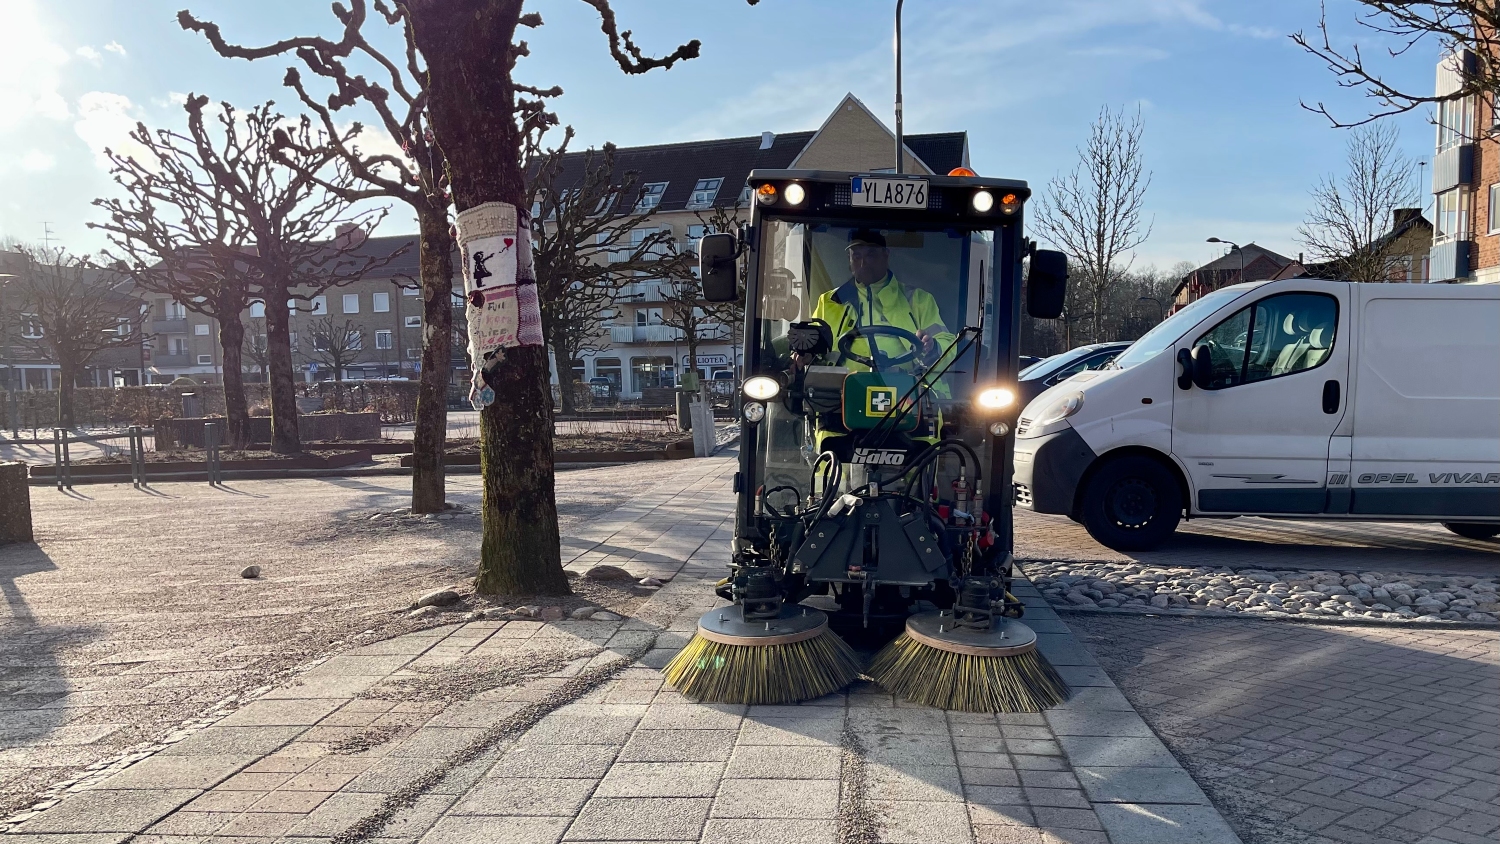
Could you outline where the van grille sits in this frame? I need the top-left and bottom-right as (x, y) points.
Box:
(1013, 483), (1033, 507)
(1016, 416), (1032, 436)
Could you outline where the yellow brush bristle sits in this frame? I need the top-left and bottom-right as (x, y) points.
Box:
(663, 629), (862, 705)
(868, 633), (1070, 712)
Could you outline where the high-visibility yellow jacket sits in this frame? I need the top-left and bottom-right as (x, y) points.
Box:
(810, 273), (957, 379)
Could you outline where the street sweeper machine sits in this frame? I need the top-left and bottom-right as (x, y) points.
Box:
(664, 168), (1074, 712)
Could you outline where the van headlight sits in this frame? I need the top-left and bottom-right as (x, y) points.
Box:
(1037, 390), (1084, 425)
(742, 375), (781, 401)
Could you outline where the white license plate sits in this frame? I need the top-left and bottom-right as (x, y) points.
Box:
(851, 177), (928, 209)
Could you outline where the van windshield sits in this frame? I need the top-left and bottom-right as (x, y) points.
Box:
(1110, 286), (1248, 370)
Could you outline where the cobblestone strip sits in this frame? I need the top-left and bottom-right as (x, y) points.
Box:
(1068, 613), (1500, 844)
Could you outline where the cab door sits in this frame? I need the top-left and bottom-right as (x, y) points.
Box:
(1171, 287), (1350, 514)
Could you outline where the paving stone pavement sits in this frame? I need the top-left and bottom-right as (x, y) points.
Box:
(1068, 614), (1500, 844)
(2, 459), (1242, 844)
(1015, 511), (1500, 577)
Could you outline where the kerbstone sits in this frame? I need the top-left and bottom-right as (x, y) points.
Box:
(1094, 803), (1243, 844)
(97, 753), (256, 790)
(1057, 735), (1179, 768)
(1074, 766), (1210, 805)
(1046, 710), (1155, 737)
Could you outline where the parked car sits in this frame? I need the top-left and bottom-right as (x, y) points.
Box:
(1019, 355), (1043, 371)
(1016, 342), (1132, 408)
(1014, 279), (1500, 551)
(587, 376), (616, 399)
(711, 370), (737, 396)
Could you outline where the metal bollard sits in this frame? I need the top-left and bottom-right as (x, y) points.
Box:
(204, 422), (220, 486)
(128, 425), (143, 488)
(53, 428), (62, 490)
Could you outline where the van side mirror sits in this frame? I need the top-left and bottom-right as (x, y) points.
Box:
(1027, 250), (1068, 319)
(1176, 348), (1194, 390)
(699, 233), (739, 303)
(1191, 344), (1214, 390)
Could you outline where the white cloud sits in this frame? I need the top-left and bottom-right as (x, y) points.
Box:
(0, 0), (72, 128)
(104, 41), (127, 57)
(76, 45), (102, 64)
(21, 150), (55, 171)
(74, 91), (149, 169)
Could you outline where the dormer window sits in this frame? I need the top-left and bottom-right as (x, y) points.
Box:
(636, 182), (668, 212)
(687, 177), (723, 209)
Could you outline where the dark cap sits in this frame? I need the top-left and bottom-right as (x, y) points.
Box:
(846, 228), (887, 250)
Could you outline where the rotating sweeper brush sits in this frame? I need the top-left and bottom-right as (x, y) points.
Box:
(665, 168), (1073, 710)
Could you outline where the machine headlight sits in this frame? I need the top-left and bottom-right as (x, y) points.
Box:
(1038, 390), (1085, 424)
(999, 192), (1021, 215)
(756, 183), (777, 205)
(783, 183), (806, 206)
(972, 190), (994, 213)
(976, 387), (1015, 410)
(742, 375), (781, 401)
(742, 401), (766, 423)
(989, 421), (1010, 437)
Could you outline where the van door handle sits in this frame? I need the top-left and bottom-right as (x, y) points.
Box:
(1322, 380), (1340, 414)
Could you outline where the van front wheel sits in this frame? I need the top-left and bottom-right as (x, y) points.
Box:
(1080, 456), (1182, 552)
(1443, 522), (1500, 541)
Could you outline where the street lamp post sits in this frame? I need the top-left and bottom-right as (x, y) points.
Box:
(0, 273), (17, 436)
(1137, 296), (1165, 322)
(1206, 237), (1245, 287)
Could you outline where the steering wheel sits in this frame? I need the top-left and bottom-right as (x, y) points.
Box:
(837, 324), (922, 370)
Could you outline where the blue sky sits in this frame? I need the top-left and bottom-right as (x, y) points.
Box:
(0, 0), (1439, 273)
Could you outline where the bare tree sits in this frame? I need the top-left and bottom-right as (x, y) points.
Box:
(1033, 106), (1152, 348)
(1298, 123), (1419, 283)
(180, 0), (456, 512)
(90, 108), (264, 448)
(244, 317), (270, 380)
(1, 247), (149, 429)
(1293, 2), (1500, 127)
(177, 95), (394, 453)
(307, 316), (367, 381)
(394, 0), (754, 596)
(526, 128), (683, 415)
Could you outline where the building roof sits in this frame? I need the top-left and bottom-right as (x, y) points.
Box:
(1172, 242), (1295, 298)
(538, 128), (969, 214)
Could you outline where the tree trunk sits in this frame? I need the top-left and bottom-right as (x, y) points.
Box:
(551, 331), (577, 417)
(262, 287), (301, 453)
(408, 0), (568, 596)
(412, 207), (453, 514)
(57, 357), (77, 430)
(217, 314), (254, 449)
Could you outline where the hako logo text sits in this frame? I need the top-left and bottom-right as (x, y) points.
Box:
(851, 448), (906, 466)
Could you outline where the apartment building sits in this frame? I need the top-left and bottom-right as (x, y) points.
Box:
(543, 93), (970, 399)
(1431, 49), (1500, 283)
(0, 250), (146, 391)
(144, 238), (469, 385)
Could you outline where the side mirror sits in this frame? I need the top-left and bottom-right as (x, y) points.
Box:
(699, 233), (739, 303)
(1176, 348), (1194, 390)
(1027, 250), (1068, 319)
(1191, 344), (1214, 390)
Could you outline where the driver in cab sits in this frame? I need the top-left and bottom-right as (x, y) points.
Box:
(794, 229), (956, 378)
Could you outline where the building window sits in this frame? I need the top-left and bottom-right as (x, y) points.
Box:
(372, 291), (390, 313)
(594, 357), (622, 391)
(406, 348), (421, 359)
(738, 185), (752, 205)
(635, 181), (668, 212)
(1489, 184), (1500, 234)
(687, 177), (723, 209)
(403, 284), (420, 296)
(249, 300), (265, 318)
(687, 224), (707, 240)
(309, 295), (327, 315)
(342, 293), (360, 314)
(289, 332), (298, 352)
(404, 315), (422, 328)
(630, 356), (675, 392)
(196, 354), (213, 365)
(1438, 95), (1475, 151)
(194, 324), (210, 336)
(21, 314), (43, 339)
(165, 301), (186, 320)
(116, 318), (132, 337)
(1435, 188), (1470, 242)
(349, 331), (362, 351)
(375, 329), (393, 350)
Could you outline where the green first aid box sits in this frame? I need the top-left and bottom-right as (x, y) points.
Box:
(842, 371), (920, 431)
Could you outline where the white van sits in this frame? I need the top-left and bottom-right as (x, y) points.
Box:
(1012, 279), (1500, 551)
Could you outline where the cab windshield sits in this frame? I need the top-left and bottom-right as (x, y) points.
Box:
(750, 219), (989, 397)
